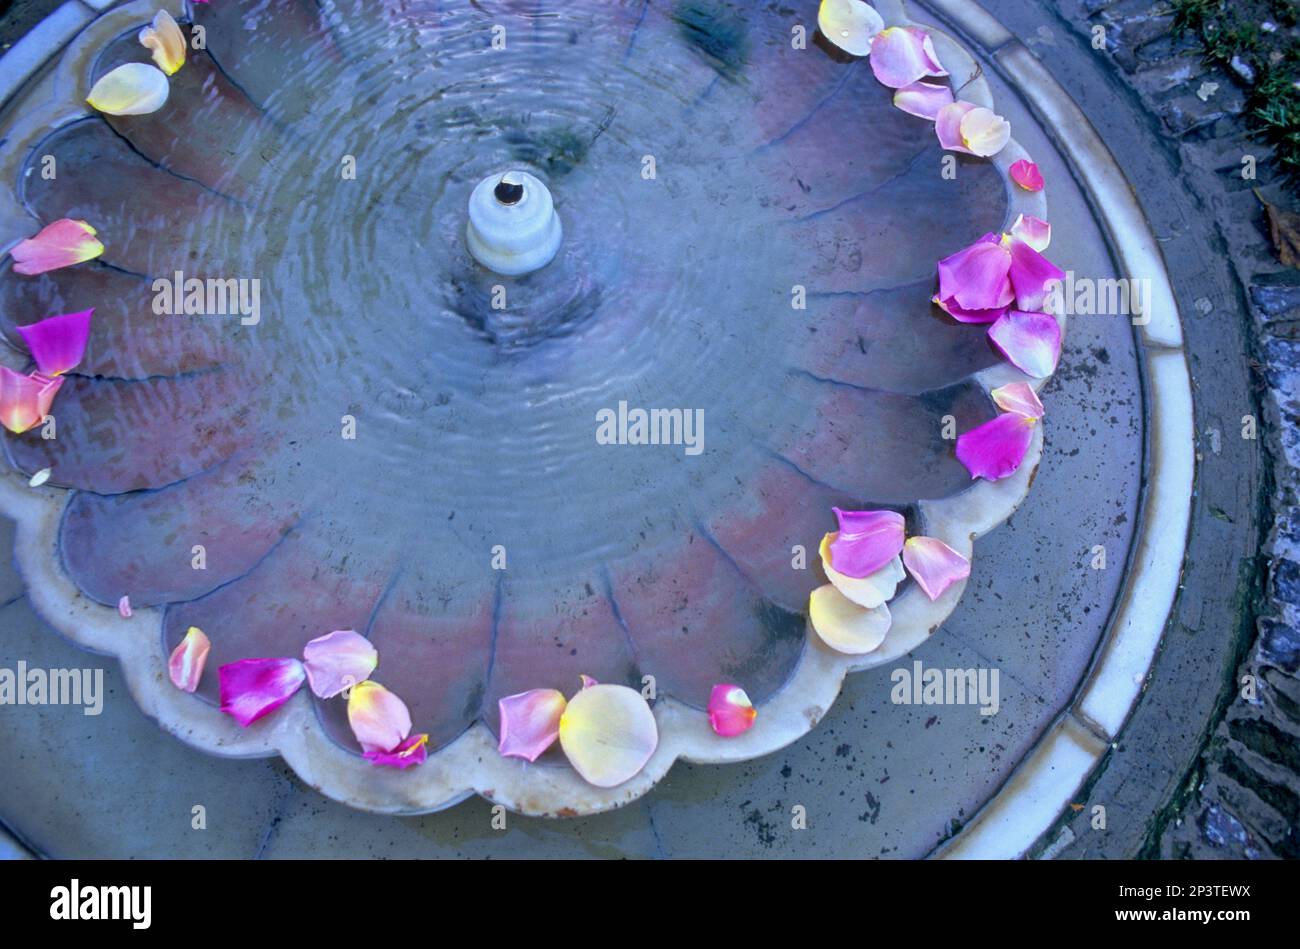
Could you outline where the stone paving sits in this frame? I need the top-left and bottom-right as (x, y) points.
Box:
(1063, 0), (1300, 858)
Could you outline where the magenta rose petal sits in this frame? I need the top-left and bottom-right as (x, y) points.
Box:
(14, 309), (92, 376)
(707, 683), (758, 737)
(1007, 236), (1066, 313)
(987, 310), (1062, 378)
(218, 657), (306, 727)
(955, 412), (1037, 481)
(1009, 158), (1045, 191)
(827, 508), (905, 578)
(937, 233), (1014, 313)
(363, 733), (429, 769)
(902, 536), (971, 600)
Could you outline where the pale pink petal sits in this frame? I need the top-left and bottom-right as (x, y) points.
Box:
(991, 380), (1045, 419)
(1006, 236), (1065, 313)
(1009, 213), (1051, 252)
(827, 507), (905, 578)
(347, 680), (413, 754)
(1009, 159), (1045, 192)
(817, 0), (884, 57)
(15, 309), (93, 376)
(708, 684), (757, 737)
(936, 234), (1014, 313)
(579, 674), (598, 689)
(893, 80), (953, 120)
(870, 26), (948, 88)
(9, 219), (103, 276)
(497, 688), (568, 762)
(0, 367), (61, 434)
(364, 733), (429, 769)
(987, 310), (1061, 378)
(809, 584), (892, 654)
(958, 107), (1011, 157)
(218, 657), (306, 727)
(955, 412), (1037, 481)
(903, 537), (971, 600)
(935, 100), (977, 153)
(301, 629), (378, 698)
(118, 595), (132, 618)
(558, 684), (658, 787)
(168, 626), (210, 692)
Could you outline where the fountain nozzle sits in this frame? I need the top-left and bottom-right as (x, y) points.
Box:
(466, 170), (562, 276)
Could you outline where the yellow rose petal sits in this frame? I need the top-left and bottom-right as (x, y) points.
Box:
(809, 583), (892, 654)
(87, 63), (169, 116)
(558, 684), (658, 788)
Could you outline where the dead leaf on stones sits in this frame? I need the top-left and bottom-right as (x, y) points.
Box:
(1258, 191), (1300, 269)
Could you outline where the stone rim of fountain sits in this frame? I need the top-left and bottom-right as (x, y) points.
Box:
(0, 0), (1191, 848)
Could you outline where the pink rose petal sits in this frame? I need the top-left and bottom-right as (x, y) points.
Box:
(987, 310), (1062, 378)
(892, 80), (953, 120)
(1009, 159), (1045, 191)
(302, 629), (378, 698)
(935, 100), (978, 154)
(219, 657), (306, 727)
(118, 595), (132, 618)
(0, 367), (62, 434)
(827, 507), (905, 578)
(1009, 213), (1051, 252)
(497, 688), (568, 762)
(991, 381), (1045, 419)
(9, 219), (104, 276)
(708, 683), (757, 737)
(937, 233), (1014, 313)
(347, 680), (412, 754)
(168, 626), (210, 693)
(955, 412), (1037, 481)
(364, 733), (429, 769)
(902, 536), (971, 601)
(15, 309), (93, 376)
(870, 27), (948, 88)
(1006, 236), (1065, 313)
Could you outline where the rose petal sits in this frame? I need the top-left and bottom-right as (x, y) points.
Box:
(0, 368), (61, 434)
(27, 467), (51, 488)
(817, 0), (884, 57)
(820, 535), (905, 608)
(959, 107), (1010, 157)
(497, 688), (568, 762)
(809, 583), (892, 654)
(937, 233), (1014, 313)
(346, 680), (413, 754)
(893, 80), (954, 120)
(902, 537), (971, 601)
(935, 100), (977, 153)
(9, 219), (103, 276)
(707, 683), (757, 737)
(1009, 159), (1045, 192)
(933, 294), (1009, 324)
(1009, 213), (1051, 252)
(579, 674), (598, 689)
(302, 629), (378, 698)
(139, 10), (186, 76)
(987, 310), (1061, 378)
(118, 595), (132, 618)
(218, 657), (306, 727)
(364, 733), (429, 769)
(15, 309), (93, 376)
(870, 26), (948, 88)
(168, 626), (210, 692)
(827, 507), (905, 578)
(86, 63), (170, 116)
(1006, 236), (1065, 313)
(558, 684), (658, 788)
(955, 412), (1036, 481)
(991, 380), (1045, 419)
